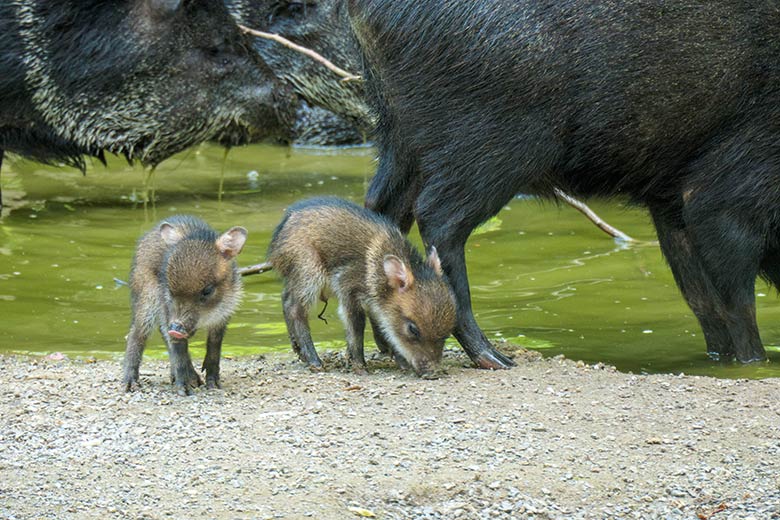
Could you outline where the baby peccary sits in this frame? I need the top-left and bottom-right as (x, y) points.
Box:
(267, 197), (456, 377)
(122, 216), (247, 395)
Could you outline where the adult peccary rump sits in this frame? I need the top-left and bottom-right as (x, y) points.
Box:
(349, 0), (780, 366)
(0, 0), (296, 171)
(226, 0), (371, 143)
(123, 215), (247, 395)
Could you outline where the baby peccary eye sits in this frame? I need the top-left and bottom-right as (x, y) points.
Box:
(406, 321), (421, 340)
(200, 284), (215, 300)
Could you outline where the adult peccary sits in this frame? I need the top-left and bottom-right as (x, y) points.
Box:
(226, 0), (370, 143)
(267, 197), (456, 377)
(348, 0), (780, 366)
(0, 0), (296, 174)
(123, 216), (247, 395)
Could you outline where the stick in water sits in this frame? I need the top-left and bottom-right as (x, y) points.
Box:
(554, 188), (635, 242)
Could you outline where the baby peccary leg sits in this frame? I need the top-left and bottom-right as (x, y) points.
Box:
(282, 288), (324, 370)
(203, 326), (226, 389)
(123, 323), (151, 391)
(341, 299), (367, 374)
(167, 335), (203, 396)
(369, 315), (393, 356)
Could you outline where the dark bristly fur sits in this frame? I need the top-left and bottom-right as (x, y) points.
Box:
(226, 0), (371, 134)
(0, 0), (295, 170)
(348, 0), (780, 366)
(123, 215), (247, 395)
(267, 197), (456, 377)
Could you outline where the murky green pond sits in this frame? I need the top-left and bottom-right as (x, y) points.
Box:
(2, 143), (779, 378)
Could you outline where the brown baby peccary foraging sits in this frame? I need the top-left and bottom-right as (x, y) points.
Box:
(267, 197), (456, 377)
(122, 216), (247, 395)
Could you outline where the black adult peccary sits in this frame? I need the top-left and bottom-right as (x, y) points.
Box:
(0, 0), (295, 173)
(267, 197), (456, 377)
(349, 0), (780, 365)
(123, 216), (247, 395)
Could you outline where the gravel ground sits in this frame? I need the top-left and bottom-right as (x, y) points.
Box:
(1, 345), (779, 520)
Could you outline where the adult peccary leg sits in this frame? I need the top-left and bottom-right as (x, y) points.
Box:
(203, 325), (226, 389)
(422, 231), (514, 370)
(366, 145), (514, 369)
(650, 204), (738, 360)
(413, 193), (517, 369)
(365, 152), (417, 356)
(650, 201), (766, 363)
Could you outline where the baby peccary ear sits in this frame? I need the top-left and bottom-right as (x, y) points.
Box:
(160, 222), (184, 246)
(427, 246), (443, 277)
(384, 255), (414, 292)
(216, 227), (248, 259)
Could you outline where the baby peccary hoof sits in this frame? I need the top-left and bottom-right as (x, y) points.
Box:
(350, 362), (368, 376)
(172, 365), (204, 396)
(205, 375), (221, 390)
(123, 374), (141, 393)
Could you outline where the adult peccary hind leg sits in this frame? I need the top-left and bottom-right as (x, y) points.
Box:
(650, 203), (766, 363)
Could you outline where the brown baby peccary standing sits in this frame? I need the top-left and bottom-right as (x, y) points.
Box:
(267, 197), (456, 377)
(122, 216), (247, 395)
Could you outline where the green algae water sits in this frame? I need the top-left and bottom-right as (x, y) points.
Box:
(1, 143), (779, 379)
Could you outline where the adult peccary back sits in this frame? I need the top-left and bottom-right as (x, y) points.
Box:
(226, 0), (371, 138)
(123, 215), (247, 395)
(267, 196), (456, 377)
(0, 0), (296, 171)
(349, 0), (780, 366)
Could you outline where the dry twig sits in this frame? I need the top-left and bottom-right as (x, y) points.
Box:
(239, 261), (273, 277)
(554, 188), (636, 242)
(239, 25), (361, 82)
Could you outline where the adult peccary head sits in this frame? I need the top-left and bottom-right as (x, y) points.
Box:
(0, 0), (296, 169)
(226, 0), (371, 132)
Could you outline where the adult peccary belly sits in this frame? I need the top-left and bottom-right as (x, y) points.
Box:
(0, 0), (296, 170)
(349, 0), (780, 366)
